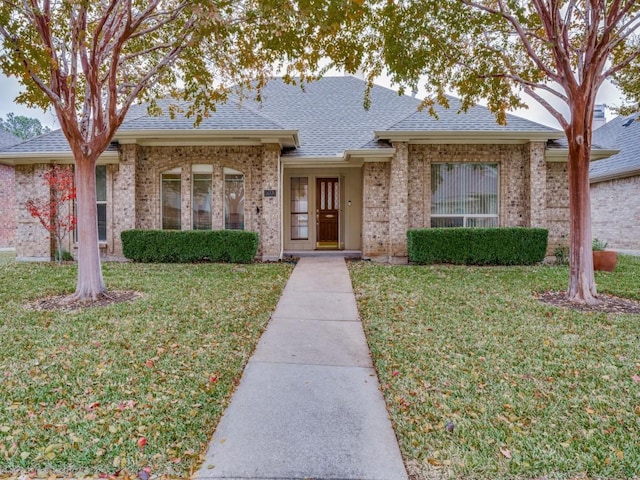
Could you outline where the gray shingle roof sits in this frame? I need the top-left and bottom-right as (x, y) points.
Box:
(1, 76), (561, 158)
(0, 128), (21, 149)
(387, 95), (558, 133)
(591, 114), (640, 181)
(245, 76), (420, 157)
(118, 97), (285, 131)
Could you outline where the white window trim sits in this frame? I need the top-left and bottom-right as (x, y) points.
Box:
(161, 170), (182, 230)
(431, 162), (500, 227)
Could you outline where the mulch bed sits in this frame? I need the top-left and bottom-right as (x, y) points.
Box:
(537, 291), (640, 314)
(26, 290), (142, 312)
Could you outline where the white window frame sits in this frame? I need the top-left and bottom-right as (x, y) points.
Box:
(161, 168), (182, 230)
(223, 167), (245, 230)
(430, 162), (500, 228)
(192, 164), (213, 230)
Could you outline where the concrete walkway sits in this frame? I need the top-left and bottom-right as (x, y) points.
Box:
(194, 257), (408, 480)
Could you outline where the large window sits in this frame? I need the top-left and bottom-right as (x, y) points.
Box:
(290, 177), (309, 240)
(192, 165), (213, 230)
(431, 163), (498, 227)
(224, 168), (244, 230)
(161, 169), (182, 230)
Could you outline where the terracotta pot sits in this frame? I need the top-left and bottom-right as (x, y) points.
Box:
(593, 251), (618, 272)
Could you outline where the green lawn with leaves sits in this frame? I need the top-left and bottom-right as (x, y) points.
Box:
(350, 256), (640, 480)
(0, 255), (292, 477)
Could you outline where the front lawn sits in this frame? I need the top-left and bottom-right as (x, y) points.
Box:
(0, 259), (292, 477)
(349, 256), (640, 480)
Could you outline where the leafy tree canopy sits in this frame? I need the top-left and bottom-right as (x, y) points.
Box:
(0, 112), (50, 139)
(362, 0), (640, 303)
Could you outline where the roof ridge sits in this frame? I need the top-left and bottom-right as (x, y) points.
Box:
(228, 93), (288, 130)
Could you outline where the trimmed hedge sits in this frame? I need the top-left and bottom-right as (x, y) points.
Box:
(121, 229), (259, 263)
(407, 227), (548, 265)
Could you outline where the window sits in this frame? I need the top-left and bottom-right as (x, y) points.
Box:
(192, 165), (213, 230)
(431, 163), (498, 227)
(73, 166), (108, 242)
(161, 169), (181, 230)
(290, 177), (309, 240)
(224, 168), (244, 230)
(96, 166), (107, 241)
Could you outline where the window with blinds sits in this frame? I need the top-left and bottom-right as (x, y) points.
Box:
(431, 163), (498, 228)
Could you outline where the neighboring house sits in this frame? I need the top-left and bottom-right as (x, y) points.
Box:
(0, 76), (611, 261)
(591, 115), (640, 251)
(0, 128), (21, 248)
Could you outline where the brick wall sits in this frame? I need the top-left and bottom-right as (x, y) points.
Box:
(0, 165), (15, 248)
(591, 175), (640, 251)
(389, 142), (409, 259)
(362, 142), (568, 260)
(15, 164), (52, 260)
(545, 162), (570, 253)
(134, 145), (273, 259)
(406, 143), (530, 229)
(362, 162), (390, 257)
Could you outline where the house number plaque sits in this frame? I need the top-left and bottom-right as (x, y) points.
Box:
(264, 189), (277, 197)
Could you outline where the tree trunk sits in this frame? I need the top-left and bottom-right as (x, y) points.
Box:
(74, 157), (106, 300)
(566, 104), (598, 304)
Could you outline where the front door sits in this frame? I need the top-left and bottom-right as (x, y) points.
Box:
(316, 177), (339, 249)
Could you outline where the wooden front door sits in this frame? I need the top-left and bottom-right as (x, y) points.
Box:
(316, 177), (339, 248)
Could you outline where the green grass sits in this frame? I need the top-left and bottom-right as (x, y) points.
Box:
(349, 256), (640, 480)
(0, 259), (292, 477)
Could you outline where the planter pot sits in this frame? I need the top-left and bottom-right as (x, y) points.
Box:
(593, 250), (618, 272)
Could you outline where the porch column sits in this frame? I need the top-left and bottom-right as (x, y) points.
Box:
(15, 164), (53, 261)
(389, 142), (409, 262)
(261, 144), (281, 261)
(112, 144), (137, 258)
(528, 141), (547, 228)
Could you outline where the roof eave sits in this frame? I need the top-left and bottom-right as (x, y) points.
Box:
(374, 130), (564, 144)
(590, 166), (640, 183)
(546, 148), (619, 163)
(0, 151), (119, 166)
(114, 129), (300, 148)
(282, 148), (395, 168)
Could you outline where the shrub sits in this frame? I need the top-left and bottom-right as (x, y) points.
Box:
(407, 227), (548, 265)
(121, 229), (259, 263)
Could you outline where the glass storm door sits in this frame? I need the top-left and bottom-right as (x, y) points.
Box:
(316, 177), (339, 248)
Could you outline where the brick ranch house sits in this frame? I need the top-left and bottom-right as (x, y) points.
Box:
(591, 114), (640, 252)
(0, 76), (616, 262)
(0, 128), (21, 248)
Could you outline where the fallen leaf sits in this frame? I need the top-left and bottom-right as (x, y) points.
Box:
(137, 437), (147, 448)
(632, 374), (640, 383)
(500, 448), (512, 459)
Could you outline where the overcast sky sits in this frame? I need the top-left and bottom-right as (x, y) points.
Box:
(0, 72), (627, 132)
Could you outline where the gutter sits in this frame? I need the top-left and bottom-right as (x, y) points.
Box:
(590, 166), (640, 184)
(115, 129), (300, 148)
(374, 130), (565, 144)
(0, 151), (120, 166)
(545, 148), (619, 163)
